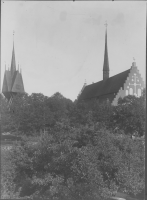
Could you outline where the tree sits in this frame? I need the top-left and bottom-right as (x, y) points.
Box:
(110, 94), (146, 136)
(1, 92), (74, 135)
(46, 92), (73, 123)
(1, 94), (12, 133)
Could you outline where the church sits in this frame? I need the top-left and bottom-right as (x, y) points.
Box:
(2, 39), (25, 102)
(78, 25), (145, 106)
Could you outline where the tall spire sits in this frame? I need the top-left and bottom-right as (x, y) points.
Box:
(103, 21), (109, 81)
(10, 31), (16, 75)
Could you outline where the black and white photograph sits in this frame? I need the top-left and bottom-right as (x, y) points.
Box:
(1, 1), (146, 200)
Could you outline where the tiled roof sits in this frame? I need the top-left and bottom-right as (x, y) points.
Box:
(79, 69), (131, 101)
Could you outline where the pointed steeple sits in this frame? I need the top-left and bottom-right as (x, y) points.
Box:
(103, 21), (109, 81)
(10, 31), (16, 76)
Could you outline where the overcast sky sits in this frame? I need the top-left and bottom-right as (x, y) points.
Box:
(1, 1), (146, 101)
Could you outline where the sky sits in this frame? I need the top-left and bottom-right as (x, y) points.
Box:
(1, 1), (146, 101)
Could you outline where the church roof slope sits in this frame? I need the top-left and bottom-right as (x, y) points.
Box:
(11, 71), (18, 90)
(11, 72), (25, 93)
(79, 69), (131, 101)
(5, 71), (12, 92)
(2, 72), (9, 93)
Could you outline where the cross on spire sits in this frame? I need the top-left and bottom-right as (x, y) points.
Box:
(104, 21), (108, 28)
(13, 31), (15, 41)
(132, 57), (136, 67)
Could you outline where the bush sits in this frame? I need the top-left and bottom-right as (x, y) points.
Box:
(4, 125), (144, 200)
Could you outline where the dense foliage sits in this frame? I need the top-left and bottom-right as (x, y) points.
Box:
(1, 90), (145, 137)
(1, 90), (145, 199)
(2, 127), (144, 200)
(1, 92), (73, 135)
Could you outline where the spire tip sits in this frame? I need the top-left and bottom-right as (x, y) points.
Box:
(104, 21), (108, 29)
(13, 31), (15, 45)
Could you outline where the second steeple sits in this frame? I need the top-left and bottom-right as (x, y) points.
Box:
(103, 21), (109, 81)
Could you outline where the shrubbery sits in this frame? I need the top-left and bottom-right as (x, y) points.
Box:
(2, 125), (145, 199)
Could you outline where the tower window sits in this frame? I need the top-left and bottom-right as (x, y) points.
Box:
(126, 90), (128, 96)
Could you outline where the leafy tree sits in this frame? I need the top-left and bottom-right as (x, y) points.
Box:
(110, 95), (146, 136)
(0, 94), (12, 133)
(1, 91), (75, 135)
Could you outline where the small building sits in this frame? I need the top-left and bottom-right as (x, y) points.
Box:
(2, 39), (25, 102)
(78, 25), (144, 105)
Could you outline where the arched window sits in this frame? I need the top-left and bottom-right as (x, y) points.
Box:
(129, 88), (133, 95)
(138, 88), (142, 97)
(126, 90), (128, 96)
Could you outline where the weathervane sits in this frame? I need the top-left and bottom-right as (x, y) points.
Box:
(133, 57), (135, 62)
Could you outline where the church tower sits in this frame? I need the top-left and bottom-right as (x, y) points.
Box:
(2, 33), (25, 102)
(78, 22), (145, 104)
(103, 22), (109, 81)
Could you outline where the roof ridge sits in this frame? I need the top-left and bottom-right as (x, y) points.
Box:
(108, 69), (131, 79)
(86, 69), (131, 87)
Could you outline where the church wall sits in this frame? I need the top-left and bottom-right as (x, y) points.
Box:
(112, 64), (145, 106)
